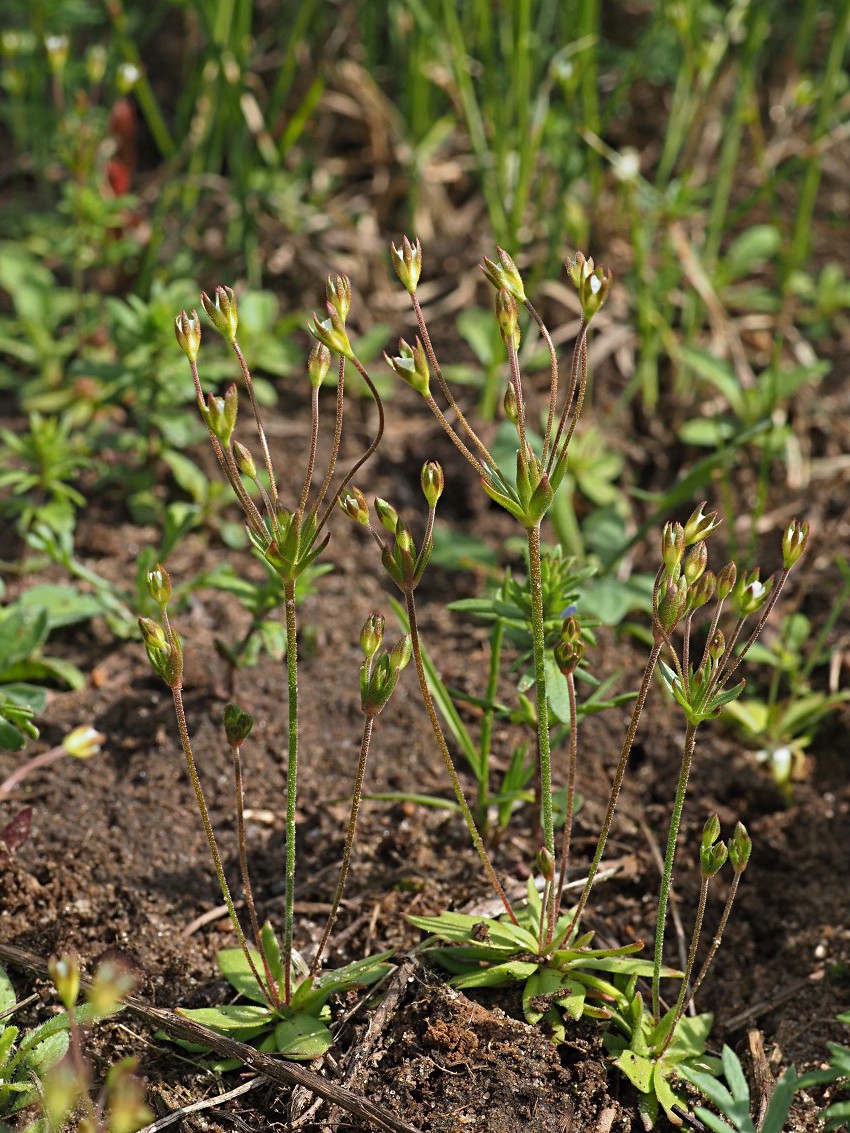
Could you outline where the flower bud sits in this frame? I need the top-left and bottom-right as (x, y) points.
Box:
(389, 634), (413, 673)
(683, 541), (708, 586)
(495, 288), (520, 348)
(86, 959), (134, 1016)
(233, 441), (257, 480)
(201, 285), (239, 343)
(656, 573), (688, 635)
(661, 522), (685, 575)
(202, 389), (237, 445)
(390, 236), (422, 292)
(700, 840), (728, 879)
(503, 382), (519, 424)
(384, 337), (430, 397)
(339, 487), (370, 525)
(308, 304), (353, 361)
(708, 629), (725, 664)
(682, 502), (721, 546)
(175, 309), (201, 362)
(781, 518), (810, 569)
(360, 613), (385, 659)
(308, 341), (331, 389)
(44, 34), (69, 73)
(567, 251), (612, 321)
(728, 822), (752, 873)
(394, 517), (415, 555)
(223, 702), (254, 746)
(688, 569), (716, 611)
(480, 247), (526, 303)
(421, 461), (444, 508)
(701, 814), (721, 851)
(374, 497), (400, 534)
(716, 561), (737, 600)
(49, 953), (80, 1011)
(146, 563), (172, 607)
(732, 569), (774, 617)
(325, 273), (352, 323)
(62, 726), (106, 760)
(139, 617), (183, 687)
(537, 846), (555, 882)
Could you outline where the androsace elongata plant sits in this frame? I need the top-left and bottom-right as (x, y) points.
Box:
(154, 284), (386, 1005)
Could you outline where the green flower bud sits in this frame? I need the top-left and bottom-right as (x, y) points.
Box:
(495, 288), (521, 348)
(62, 725), (106, 760)
(86, 959), (134, 1016)
(480, 247), (526, 303)
(394, 517), (416, 555)
(688, 569), (716, 611)
(708, 629), (725, 663)
(732, 569), (774, 617)
(325, 273), (352, 323)
(86, 43), (107, 85)
(421, 461), (444, 508)
(537, 846), (555, 882)
(701, 814), (721, 851)
(360, 613), (385, 659)
(201, 390), (237, 445)
(390, 236), (423, 292)
(44, 34), (69, 72)
(656, 572), (688, 635)
(201, 285), (239, 343)
(146, 563), (172, 607)
(503, 382), (518, 424)
(700, 840), (728, 879)
(661, 522), (685, 575)
(308, 304), (353, 361)
(683, 502), (721, 546)
(781, 518), (810, 569)
(683, 540), (708, 586)
(716, 561), (737, 600)
(233, 440), (257, 479)
(567, 251), (612, 321)
(223, 702), (254, 746)
(374, 497), (400, 534)
(175, 309), (201, 362)
(390, 634), (413, 674)
(339, 487), (370, 525)
(728, 822), (752, 873)
(308, 341), (331, 389)
(116, 62), (140, 93)
(385, 336), (430, 396)
(554, 637), (584, 675)
(103, 1056), (152, 1132)
(49, 953), (80, 1011)
(139, 617), (183, 687)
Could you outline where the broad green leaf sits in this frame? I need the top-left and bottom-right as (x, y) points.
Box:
(450, 959), (539, 989)
(273, 1013), (332, 1060)
(314, 950), (395, 994)
(176, 1004), (271, 1039)
(614, 1049), (654, 1094)
(17, 586), (107, 629)
(216, 948), (269, 1004)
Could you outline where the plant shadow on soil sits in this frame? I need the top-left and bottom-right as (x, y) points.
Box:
(2, 387), (849, 1133)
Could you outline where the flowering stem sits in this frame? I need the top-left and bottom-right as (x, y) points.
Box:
(231, 739), (280, 1006)
(652, 722), (699, 1020)
(404, 588), (517, 924)
(282, 580), (299, 1005)
(660, 872), (710, 1056)
(526, 525), (554, 921)
(171, 685), (273, 1008)
(566, 641), (663, 939)
(310, 715), (374, 976)
(232, 339), (278, 509)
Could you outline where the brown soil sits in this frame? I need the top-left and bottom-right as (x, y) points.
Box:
(2, 368), (850, 1133)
